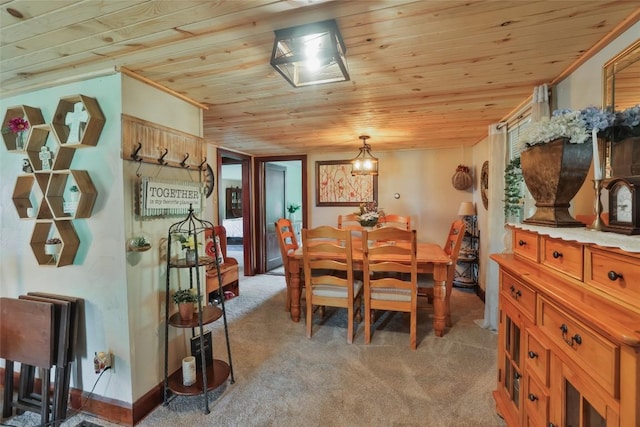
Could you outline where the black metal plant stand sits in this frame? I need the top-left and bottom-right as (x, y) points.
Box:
(163, 205), (234, 414)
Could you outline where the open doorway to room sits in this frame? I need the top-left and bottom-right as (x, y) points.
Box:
(217, 149), (252, 276)
(254, 155), (307, 275)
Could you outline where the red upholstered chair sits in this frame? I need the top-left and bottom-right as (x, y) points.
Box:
(205, 226), (240, 300)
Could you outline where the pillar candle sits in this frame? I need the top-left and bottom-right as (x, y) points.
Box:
(182, 356), (196, 386)
(592, 128), (602, 180)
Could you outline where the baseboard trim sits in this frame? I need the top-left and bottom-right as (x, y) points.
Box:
(477, 286), (486, 302)
(1, 367), (164, 426)
(69, 381), (165, 426)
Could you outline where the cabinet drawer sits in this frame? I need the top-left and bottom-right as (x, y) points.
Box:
(540, 236), (583, 281)
(585, 247), (640, 312)
(501, 271), (536, 323)
(538, 297), (619, 396)
(513, 229), (539, 263)
(526, 330), (549, 387)
(524, 373), (549, 427)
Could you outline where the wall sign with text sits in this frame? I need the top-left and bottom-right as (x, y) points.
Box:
(139, 177), (202, 217)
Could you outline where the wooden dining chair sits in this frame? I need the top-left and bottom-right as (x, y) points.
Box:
(417, 219), (466, 327)
(302, 226), (363, 344)
(337, 213), (362, 230)
(362, 227), (418, 349)
(275, 217), (300, 312)
(378, 214), (411, 230)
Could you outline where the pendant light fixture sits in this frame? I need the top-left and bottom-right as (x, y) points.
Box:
(270, 19), (349, 88)
(351, 135), (378, 176)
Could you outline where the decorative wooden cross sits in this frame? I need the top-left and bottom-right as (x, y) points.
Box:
(39, 146), (52, 170)
(65, 102), (88, 143)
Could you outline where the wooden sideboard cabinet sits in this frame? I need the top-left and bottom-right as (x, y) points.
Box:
(491, 225), (640, 427)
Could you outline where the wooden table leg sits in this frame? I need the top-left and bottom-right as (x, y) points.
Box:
(289, 258), (301, 322)
(432, 263), (448, 337)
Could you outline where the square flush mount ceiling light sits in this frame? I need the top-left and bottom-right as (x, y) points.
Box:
(270, 19), (349, 88)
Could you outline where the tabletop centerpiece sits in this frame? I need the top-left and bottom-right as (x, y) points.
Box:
(356, 201), (382, 228)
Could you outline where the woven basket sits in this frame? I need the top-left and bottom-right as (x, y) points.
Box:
(452, 170), (473, 190)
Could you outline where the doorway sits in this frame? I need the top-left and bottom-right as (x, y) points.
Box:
(217, 149), (252, 276)
(254, 155), (307, 274)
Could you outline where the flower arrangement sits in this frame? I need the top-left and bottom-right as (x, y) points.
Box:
(177, 234), (198, 251)
(287, 203), (301, 214)
(356, 201), (382, 227)
(520, 104), (639, 148)
(69, 185), (79, 192)
(456, 164), (470, 173)
(2, 117), (30, 134)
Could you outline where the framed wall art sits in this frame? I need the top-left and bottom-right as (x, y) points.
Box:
(315, 160), (378, 206)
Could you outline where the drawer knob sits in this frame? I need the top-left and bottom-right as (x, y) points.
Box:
(608, 270), (623, 281)
(560, 323), (582, 347)
(552, 250), (562, 259)
(528, 350), (538, 359)
(528, 393), (538, 402)
(518, 240), (526, 246)
(509, 285), (522, 300)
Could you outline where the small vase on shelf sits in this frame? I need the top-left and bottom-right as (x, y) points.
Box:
(14, 131), (26, 150)
(185, 249), (197, 265)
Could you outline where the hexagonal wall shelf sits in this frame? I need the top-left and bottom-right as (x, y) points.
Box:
(25, 124), (75, 172)
(51, 95), (105, 147)
(11, 175), (43, 219)
(30, 220), (79, 267)
(34, 172), (54, 219)
(46, 170), (97, 219)
(2, 105), (45, 152)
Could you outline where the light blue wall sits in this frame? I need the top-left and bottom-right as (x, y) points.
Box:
(0, 73), (132, 400)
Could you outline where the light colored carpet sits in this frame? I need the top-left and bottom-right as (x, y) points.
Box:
(2, 273), (505, 427)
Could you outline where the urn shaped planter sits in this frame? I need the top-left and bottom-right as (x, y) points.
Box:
(521, 137), (592, 227)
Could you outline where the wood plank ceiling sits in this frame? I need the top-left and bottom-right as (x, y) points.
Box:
(1, 1), (638, 156)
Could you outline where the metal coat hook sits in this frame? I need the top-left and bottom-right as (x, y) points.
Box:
(180, 152), (190, 168)
(158, 148), (168, 165)
(198, 157), (207, 170)
(135, 160), (143, 177)
(131, 142), (142, 161)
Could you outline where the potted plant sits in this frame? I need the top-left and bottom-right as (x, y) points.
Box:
(128, 235), (151, 252)
(286, 203), (301, 221)
(517, 107), (615, 227)
(69, 185), (80, 202)
(45, 237), (62, 256)
(504, 157), (524, 221)
(172, 288), (201, 321)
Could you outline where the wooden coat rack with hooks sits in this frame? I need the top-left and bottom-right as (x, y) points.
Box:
(121, 114), (204, 170)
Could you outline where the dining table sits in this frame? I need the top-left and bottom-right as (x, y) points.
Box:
(287, 241), (454, 337)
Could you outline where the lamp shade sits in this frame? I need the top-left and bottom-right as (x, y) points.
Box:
(458, 202), (476, 216)
(270, 19), (349, 88)
(351, 135), (378, 176)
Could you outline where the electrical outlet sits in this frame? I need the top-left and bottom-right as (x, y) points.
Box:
(94, 351), (112, 373)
